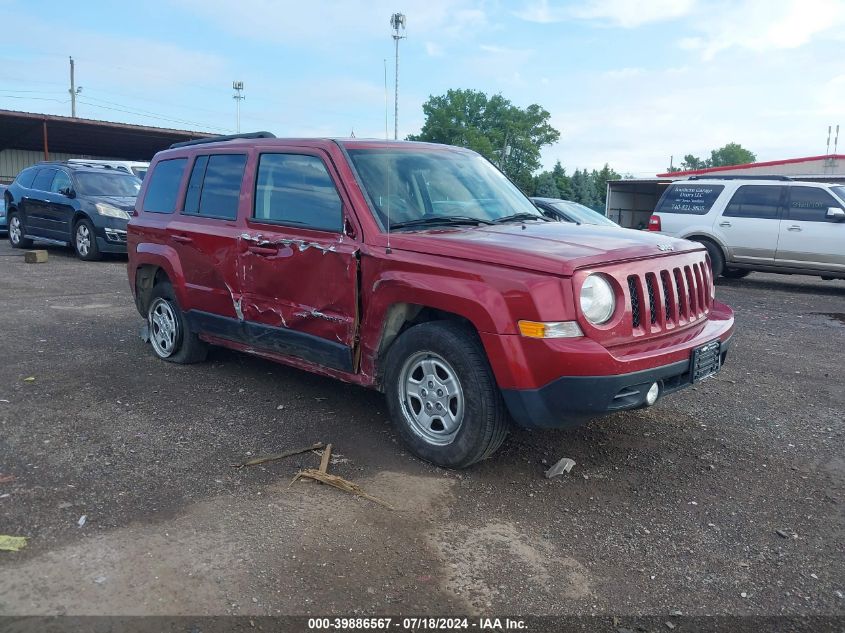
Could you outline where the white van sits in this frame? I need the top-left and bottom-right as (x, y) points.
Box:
(649, 177), (845, 280)
(68, 159), (149, 180)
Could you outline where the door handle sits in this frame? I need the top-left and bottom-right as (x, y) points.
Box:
(787, 225), (801, 232)
(247, 245), (277, 256)
(718, 221), (731, 227)
(171, 234), (193, 244)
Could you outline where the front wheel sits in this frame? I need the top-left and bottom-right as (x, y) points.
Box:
(383, 321), (509, 468)
(693, 239), (725, 278)
(146, 282), (208, 364)
(74, 219), (101, 261)
(8, 213), (33, 249)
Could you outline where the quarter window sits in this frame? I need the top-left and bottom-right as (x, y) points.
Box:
(31, 169), (57, 192)
(143, 158), (187, 214)
(723, 185), (784, 219)
(787, 187), (843, 222)
(654, 185), (724, 215)
(50, 171), (72, 194)
(183, 154), (246, 220)
(253, 154), (342, 232)
(15, 167), (38, 189)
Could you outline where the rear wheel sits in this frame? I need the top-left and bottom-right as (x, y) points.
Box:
(722, 268), (751, 279)
(146, 282), (208, 364)
(383, 321), (509, 469)
(8, 213), (33, 249)
(74, 219), (101, 261)
(692, 239), (725, 278)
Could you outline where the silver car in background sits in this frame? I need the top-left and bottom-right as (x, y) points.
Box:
(648, 177), (845, 280)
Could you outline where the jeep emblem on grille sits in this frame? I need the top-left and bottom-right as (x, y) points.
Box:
(657, 243), (674, 252)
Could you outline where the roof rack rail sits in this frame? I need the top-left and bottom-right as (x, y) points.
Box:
(686, 175), (793, 181)
(169, 131), (276, 149)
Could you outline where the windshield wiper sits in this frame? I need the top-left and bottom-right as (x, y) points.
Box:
(493, 212), (549, 224)
(390, 216), (495, 230)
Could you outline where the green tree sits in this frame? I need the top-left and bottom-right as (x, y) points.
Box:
(681, 154), (708, 170)
(551, 161), (572, 199)
(591, 163), (620, 207)
(408, 88), (560, 193)
(533, 172), (560, 198)
(570, 169), (598, 209)
(669, 143), (757, 172)
(709, 142), (756, 167)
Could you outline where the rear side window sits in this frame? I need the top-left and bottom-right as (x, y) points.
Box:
(50, 171), (72, 193)
(15, 167), (38, 189)
(31, 168), (57, 192)
(787, 186), (843, 222)
(723, 185), (784, 219)
(253, 153), (342, 232)
(655, 184), (724, 215)
(143, 158), (187, 213)
(183, 154), (246, 220)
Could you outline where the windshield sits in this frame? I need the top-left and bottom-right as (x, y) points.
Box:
(347, 148), (542, 229)
(551, 201), (617, 226)
(75, 172), (141, 197)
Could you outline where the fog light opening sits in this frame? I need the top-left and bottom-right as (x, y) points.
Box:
(645, 382), (660, 406)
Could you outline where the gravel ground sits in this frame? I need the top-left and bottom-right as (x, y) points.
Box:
(0, 241), (842, 619)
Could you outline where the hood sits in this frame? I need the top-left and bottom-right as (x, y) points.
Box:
(388, 222), (700, 276)
(89, 195), (137, 212)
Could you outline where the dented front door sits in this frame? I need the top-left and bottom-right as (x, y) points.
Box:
(235, 150), (360, 372)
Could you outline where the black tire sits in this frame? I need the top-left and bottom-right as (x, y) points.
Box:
(73, 218), (101, 261)
(146, 281), (208, 364)
(383, 321), (509, 469)
(722, 268), (751, 279)
(7, 212), (33, 249)
(692, 238), (724, 278)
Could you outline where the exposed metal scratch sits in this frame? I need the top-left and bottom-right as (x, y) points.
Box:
(240, 232), (339, 254)
(293, 309), (346, 324)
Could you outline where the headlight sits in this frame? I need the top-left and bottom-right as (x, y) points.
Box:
(580, 274), (615, 324)
(95, 202), (131, 220)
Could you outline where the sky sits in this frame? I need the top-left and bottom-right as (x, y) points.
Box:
(1, 0), (843, 177)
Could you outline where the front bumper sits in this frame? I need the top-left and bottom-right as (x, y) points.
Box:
(502, 335), (732, 429)
(95, 226), (127, 253)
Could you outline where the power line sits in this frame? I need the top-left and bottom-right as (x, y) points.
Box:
(76, 99), (233, 132)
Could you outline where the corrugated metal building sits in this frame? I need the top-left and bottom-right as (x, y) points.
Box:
(0, 109), (213, 182)
(607, 154), (845, 229)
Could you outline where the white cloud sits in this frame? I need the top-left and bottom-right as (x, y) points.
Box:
(680, 0), (845, 59)
(572, 0), (696, 27)
(425, 41), (445, 56)
(514, 0), (695, 27)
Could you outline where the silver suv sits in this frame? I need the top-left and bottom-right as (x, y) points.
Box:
(649, 177), (845, 280)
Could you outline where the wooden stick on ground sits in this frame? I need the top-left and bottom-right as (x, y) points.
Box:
(290, 468), (394, 510)
(319, 443), (332, 474)
(233, 442), (325, 469)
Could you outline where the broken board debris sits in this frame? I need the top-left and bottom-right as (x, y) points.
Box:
(290, 468), (394, 510)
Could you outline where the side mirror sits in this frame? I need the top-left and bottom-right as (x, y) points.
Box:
(61, 188), (76, 199)
(826, 207), (845, 222)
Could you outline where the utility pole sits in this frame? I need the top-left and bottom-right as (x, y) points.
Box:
(390, 13), (406, 141)
(232, 81), (244, 133)
(68, 57), (81, 117)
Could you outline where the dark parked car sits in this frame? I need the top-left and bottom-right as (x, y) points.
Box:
(531, 197), (618, 226)
(5, 162), (141, 260)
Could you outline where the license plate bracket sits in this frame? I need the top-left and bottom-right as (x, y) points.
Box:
(691, 339), (721, 382)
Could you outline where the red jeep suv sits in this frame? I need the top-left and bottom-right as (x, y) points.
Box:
(127, 133), (734, 468)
